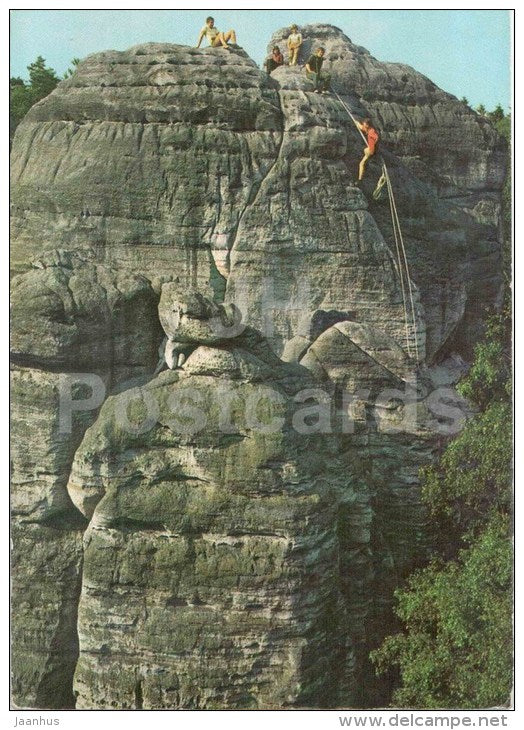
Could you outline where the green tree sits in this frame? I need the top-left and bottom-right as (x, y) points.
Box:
(371, 514), (512, 709)
(10, 56), (60, 143)
(63, 57), (81, 79)
(489, 103), (505, 123)
(27, 55), (59, 98)
(457, 311), (511, 410)
(476, 103), (487, 116)
(10, 80), (33, 143)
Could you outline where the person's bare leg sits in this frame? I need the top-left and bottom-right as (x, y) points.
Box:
(359, 148), (372, 180)
(223, 30), (236, 44)
(213, 32), (228, 48)
(358, 156), (366, 181)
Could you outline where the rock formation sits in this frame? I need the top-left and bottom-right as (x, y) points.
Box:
(10, 24), (505, 709)
(67, 287), (353, 709)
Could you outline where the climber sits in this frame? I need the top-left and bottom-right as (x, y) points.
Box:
(196, 16), (237, 49)
(305, 47), (331, 93)
(355, 118), (380, 182)
(265, 46), (284, 75)
(287, 24), (303, 66)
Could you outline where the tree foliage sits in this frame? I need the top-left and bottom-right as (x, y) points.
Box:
(371, 514), (512, 709)
(421, 400), (511, 551)
(457, 310), (511, 410)
(489, 104), (506, 123)
(63, 57), (81, 79)
(10, 56), (60, 143)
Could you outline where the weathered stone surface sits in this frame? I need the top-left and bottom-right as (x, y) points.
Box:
(10, 43), (282, 303)
(299, 320), (411, 389)
(68, 340), (360, 709)
(267, 25), (506, 359)
(11, 522), (84, 709)
(269, 24), (506, 192)
(10, 365), (92, 709)
(10, 25), (505, 710)
(224, 82), (426, 361)
(11, 249), (164, 380)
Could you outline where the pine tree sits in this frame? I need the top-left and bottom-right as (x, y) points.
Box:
(10, 56), (60, 143)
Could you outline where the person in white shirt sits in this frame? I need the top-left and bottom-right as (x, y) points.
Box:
(287, 25), (303, 66)
(196, 16), (237, 50)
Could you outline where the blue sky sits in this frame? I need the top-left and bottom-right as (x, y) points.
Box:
(10, 9), (511, 111)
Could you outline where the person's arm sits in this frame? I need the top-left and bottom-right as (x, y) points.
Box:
(196, 28), (205, 48)
(305, 61), (312, 73)
(297, 33), (303, 46)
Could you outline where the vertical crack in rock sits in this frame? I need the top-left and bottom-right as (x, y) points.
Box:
(228, 89), (286, 260)
(134, 679), (144, 710)
(34, 549), (84, 709)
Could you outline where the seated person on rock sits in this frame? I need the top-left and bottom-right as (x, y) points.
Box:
(196, 16), (237, 50)
(355, 118), (380, 183)
(305, 47), (331, 93)
(287, 25), (303, 66)
(265, 46), (284, 74)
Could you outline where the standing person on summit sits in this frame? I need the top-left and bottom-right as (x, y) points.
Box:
(196, 16), (237, 50)
(287, 24), (303, 65)
(355, 118), (380, 182)
(305, 47), (331, 93)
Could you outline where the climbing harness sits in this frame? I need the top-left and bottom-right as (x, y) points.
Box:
(333, 90), (420, 361)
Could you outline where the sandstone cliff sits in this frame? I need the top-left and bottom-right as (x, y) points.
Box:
(10, 24), (505, 709)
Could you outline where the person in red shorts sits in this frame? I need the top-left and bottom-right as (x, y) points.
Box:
(356, 118), (380, 182)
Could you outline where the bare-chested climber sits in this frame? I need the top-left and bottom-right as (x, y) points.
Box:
(355, 118), (380, 183)
(196, 16), (237, 50)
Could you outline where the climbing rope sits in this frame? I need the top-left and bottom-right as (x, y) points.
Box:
(333, 90), (420, 361)
(384, 164), (412, 359)
(333, 91), (368, 144)
(382, 164), (420, 361)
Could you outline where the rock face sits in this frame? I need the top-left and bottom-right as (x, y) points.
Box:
(10, 25), (505, 709)
(67, 305), (353, 709)
(266, 24), (506, 360)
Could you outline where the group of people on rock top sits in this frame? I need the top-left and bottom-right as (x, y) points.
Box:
(196, 17), (379, 183)
(265, 25), (330, 93)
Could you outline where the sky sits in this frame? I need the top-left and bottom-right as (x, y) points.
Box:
(10, 9), (512, 111)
